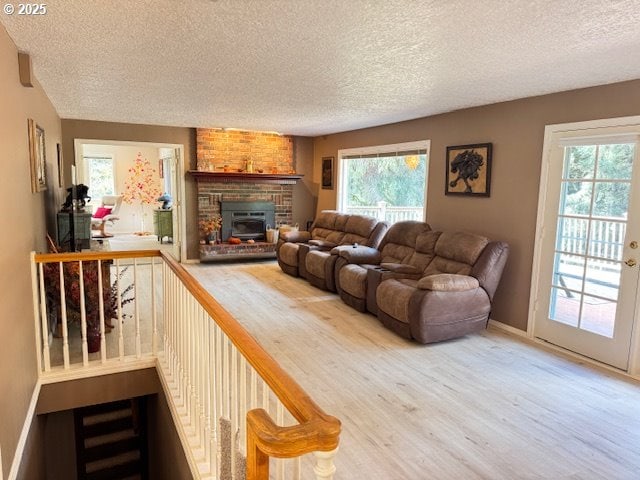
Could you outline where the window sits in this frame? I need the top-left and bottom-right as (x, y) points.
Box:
(84, 156), (115, 205)
(338, 141), (429, 224)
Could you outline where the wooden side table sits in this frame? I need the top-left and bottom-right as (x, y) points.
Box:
(153, 209), (173, 244)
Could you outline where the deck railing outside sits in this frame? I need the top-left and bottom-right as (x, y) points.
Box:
(31, 250), (340, 479)
(345, 202), (423, 223)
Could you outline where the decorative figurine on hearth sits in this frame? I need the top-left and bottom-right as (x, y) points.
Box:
(156, 192), (173, 210)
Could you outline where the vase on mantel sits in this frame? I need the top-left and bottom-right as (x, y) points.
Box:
(205, 232), (218, 245)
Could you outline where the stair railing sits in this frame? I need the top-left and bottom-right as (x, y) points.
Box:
(31, 250), (341, 479)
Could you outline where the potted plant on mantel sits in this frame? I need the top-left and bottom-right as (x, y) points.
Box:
(43, 261), (134, 353)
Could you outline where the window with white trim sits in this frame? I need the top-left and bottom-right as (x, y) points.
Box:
(338, 141), (429, 224)
(83, 156), (115, 205)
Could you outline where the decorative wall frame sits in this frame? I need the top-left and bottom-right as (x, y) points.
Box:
(28, 118), (47, 192)
(321, 156), (334, 189)
(56, 143), (64, 187)
(445, 143), (492, 196)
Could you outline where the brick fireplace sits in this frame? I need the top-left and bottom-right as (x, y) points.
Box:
(193, 128), (303, 261)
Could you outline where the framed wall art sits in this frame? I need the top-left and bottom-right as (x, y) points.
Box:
(321, 156), (334, 190)
(56, 143), (64, 187)
(28, 118), (47, 192)
(445, 143), (492, 196)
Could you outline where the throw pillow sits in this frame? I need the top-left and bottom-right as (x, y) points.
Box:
(93, 206), (112, 219)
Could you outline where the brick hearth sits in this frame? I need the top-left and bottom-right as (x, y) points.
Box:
(200, 241), (276, 262)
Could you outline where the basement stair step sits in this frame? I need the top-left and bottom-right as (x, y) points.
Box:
(85, 459), (142, 480)
(82, 416), (134, 439)
(84, 436), (140, 463)
(75, 397), (148, 480)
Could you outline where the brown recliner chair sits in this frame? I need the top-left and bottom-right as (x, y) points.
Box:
(375, 231), (509, 344)
(333, 221), (435, 313)
(302, 215), (389, 292)
(276, 211), (387, 281)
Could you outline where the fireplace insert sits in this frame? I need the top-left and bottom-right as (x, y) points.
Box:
(220, 201), (276, 241)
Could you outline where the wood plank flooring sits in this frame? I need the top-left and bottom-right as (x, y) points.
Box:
(187, 260), (640, 480)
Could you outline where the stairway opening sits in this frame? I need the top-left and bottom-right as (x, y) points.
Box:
(73, 397), (148, 480)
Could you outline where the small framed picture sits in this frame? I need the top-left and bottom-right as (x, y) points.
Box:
(56, 143), (64, 187)
(321, 156), (334, 190)
(445, 143), (492, 196)
(28, 118), (47, 193)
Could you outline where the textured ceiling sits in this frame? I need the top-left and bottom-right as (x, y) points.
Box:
(2, 0), (640, 136)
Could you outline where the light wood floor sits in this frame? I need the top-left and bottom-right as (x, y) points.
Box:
(187, 260), (640, 480)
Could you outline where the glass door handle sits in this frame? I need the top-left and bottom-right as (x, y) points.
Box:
(625, 258), (637, 267)
(630, 240), (638, 249)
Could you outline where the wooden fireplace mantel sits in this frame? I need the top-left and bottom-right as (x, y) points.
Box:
(188, 170), (303, 185)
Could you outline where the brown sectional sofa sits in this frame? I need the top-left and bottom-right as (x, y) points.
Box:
(277, 215), (508, 344)
(374, 232), (508, 343)
(334, 221), (435, 313)
(276, 210), (388, 283)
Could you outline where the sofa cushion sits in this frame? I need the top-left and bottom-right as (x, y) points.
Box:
(339, 264), (370, 298)
(434, 232), (488, 265)
(313, 210), (339, 229)
(279, 242), (300, 266)
(418, 274), (479, 291)
(377, 278), (419, 323)
(306, 250), (331, 278)
(344, 215), (379, 236)
(423, 257), (473, 276)
(407, 231), (442, 271)
(380, 243), (415, 264)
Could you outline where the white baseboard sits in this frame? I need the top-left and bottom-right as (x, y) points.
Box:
(8, 381), (41, 480)
(488, 319), (528, 337)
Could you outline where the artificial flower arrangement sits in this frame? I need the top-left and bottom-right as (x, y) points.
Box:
(43, 261), (134, 352)
(199, 215), (222, 235)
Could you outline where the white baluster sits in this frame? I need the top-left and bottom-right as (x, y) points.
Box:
(58, 262), (70, 369)
(116, 259), (124, 360)
(313, 449), (338, 480)
(231, 344), (238, 479)
(239, 355), (247, 454)
(215, 322), (223, 476)
(78, 261), (88, 365)
(209, 316), (218, 476)
(97, 260), (107, 363)
(152, 258), (158, 355)
(262, 378), (269, 412)
(276, 401), (285, 480)
(223, 336), (230, 420)
(36, 262), (50, 372)
(293, 456), (301, 480)
(134, 259), (141, 358)
(250, 368), (258, 409)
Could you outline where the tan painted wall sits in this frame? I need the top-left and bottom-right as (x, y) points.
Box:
(0, 24), (62, 475)
(292, 136), (317, 229)
(60, 120), (199, 257)
(313, 79), (640, 332)
(147, 393), (192, 480)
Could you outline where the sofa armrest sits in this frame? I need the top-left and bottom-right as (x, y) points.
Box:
(335, 245), (381, 264)
(308, 239), (337, 250)
(380, 263), (421, 275)
(281, 230), (311, 243)
(417, 274), (479, 292)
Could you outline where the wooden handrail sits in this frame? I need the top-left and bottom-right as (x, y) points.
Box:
(34, 249), (341, 474)
(159, 252), (341, 455)
(33, 249), (162, 263)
